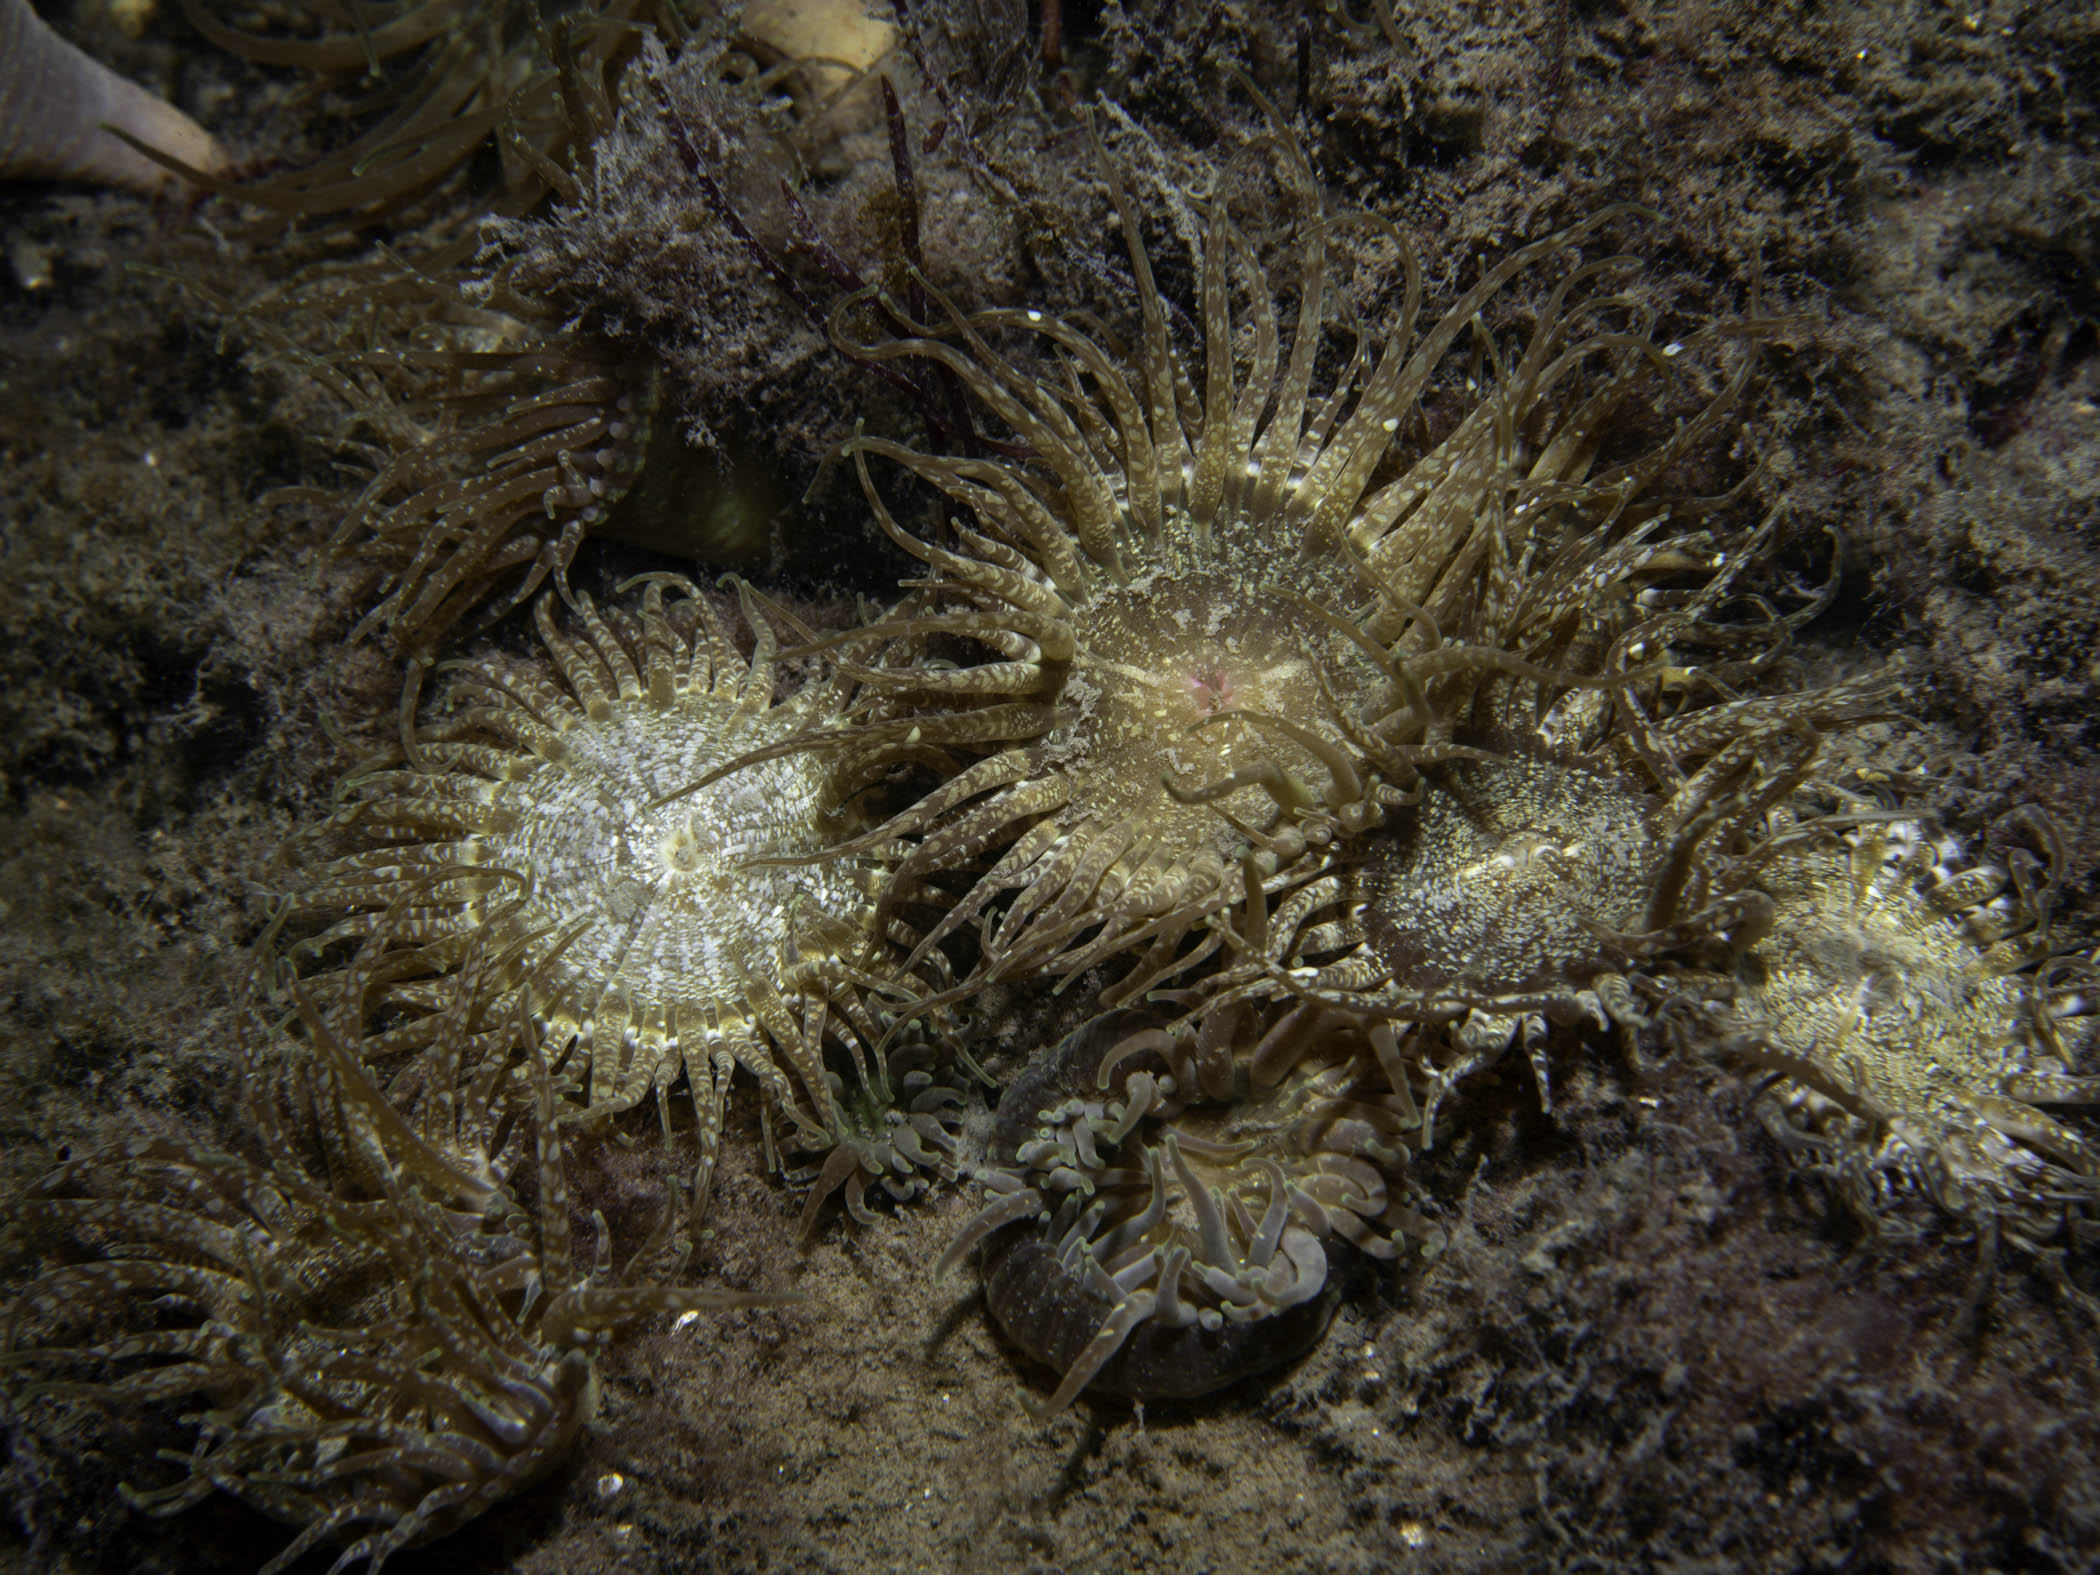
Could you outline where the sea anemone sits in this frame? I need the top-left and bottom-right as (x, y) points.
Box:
(1702, 810), (2100, 1254)
(330, 315), (660, 676)
(790, 1033), (970, 1245)
(222, 249), (665, 689)
(179, 0), (686, 237)
(3, 940), (783, 1574)
(941, 1002), (1441, 1414)
(279, 574), (939, 1210)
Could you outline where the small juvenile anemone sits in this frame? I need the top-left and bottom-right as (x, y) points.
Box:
(2, 946), (783, 1575)
(941, 1005), (1440, 1415)
(790, 1035), (969, 1245)
(812, 96), (1758, 1006)
(283, 574), (935, 1207)
(1702, 811), (2100, 1253)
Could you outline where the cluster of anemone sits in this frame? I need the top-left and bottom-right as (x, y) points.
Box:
(8, 9), (2099, 1566)
(782, 100), (1916, 1405)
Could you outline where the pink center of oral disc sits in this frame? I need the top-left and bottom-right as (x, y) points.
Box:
(1188, 666), (1235, 716)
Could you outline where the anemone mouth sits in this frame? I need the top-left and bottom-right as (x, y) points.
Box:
(944, 1008), (1436, 1412)
(1062, 568), (1376, 825)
